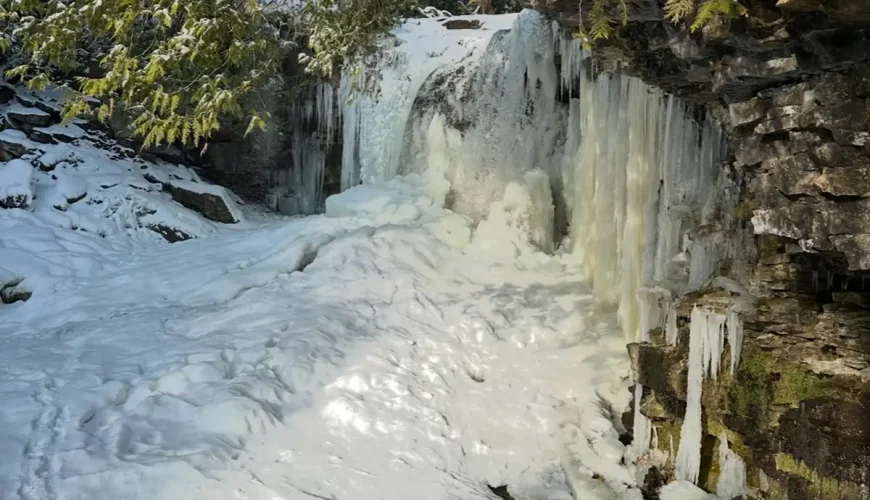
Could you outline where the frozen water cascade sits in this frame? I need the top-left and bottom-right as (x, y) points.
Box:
(343, 10), (733, 341)
(0, 10), (766, 500)
(268, 82), (338, 215)
(716, 432), (748, 499)
(674, 306), (745, 486)
(335, 9), (748, 497)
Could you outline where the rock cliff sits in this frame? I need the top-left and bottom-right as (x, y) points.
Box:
(534, 0), (870, 497)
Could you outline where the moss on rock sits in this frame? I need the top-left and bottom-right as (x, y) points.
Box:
(774, 453), (866, 499)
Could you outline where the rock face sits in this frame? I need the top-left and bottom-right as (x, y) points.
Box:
(163, 180), (242, 224)
(534, 0), (870, 498)
(98, 55), (342, 214)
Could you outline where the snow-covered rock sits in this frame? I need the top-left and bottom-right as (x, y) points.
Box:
(47, 174), (88, 211)
(0, 159), (34, 209)
(0, 129), (37, 161)
(6, 102), (54, 128)
(0, 79), (246, 240)
(163, 179), (244, 224)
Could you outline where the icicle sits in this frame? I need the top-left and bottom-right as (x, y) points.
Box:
(675, 305), (743, 485)
(665, 299), (678, 346)
(340, 10), (727, 341)
(675, 307), (706, 484)
(726, 305), (743, 375)
(716, 432), (747, 499)
(563, 61), (725, 340)
(629, 384), (651, 459)
(316, 82), (336, 144)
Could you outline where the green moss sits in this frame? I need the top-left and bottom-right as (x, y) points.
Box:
(774, 453), (865, 499)
(763, 473), (791, 500)
(756, 235), (786, 259)
(727, 348), (845, 437)
(700, 433), (720, 492)
(728, 348), (773, 437)
(734, 197), (756, 222)
(773, 368), (839, 407)
(652, 419), (683, 479)
(705, 419), (748, 458)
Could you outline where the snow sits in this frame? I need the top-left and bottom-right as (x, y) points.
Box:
(0, 173), (636, 499)
(38, 122), (87, 139)
(5, 101), (51, 117)
(325, 171), (450, 222)
(0, 159), (34, 207)
(0, 128), (39, 150)
(0, 129), (235, 245)
(46, 173), (88, 210)
(468, 170), (555, 263)
(660, 481), (719, 500)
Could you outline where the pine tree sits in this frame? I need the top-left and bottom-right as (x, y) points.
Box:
(0, 0), (408, 149)
(582, 0), (746, 43)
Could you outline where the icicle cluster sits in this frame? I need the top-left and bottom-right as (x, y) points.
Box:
(270, 82), (338, 215)
(339, 10), (731, 341)
(563, 66), (726, 342)
(716, 432), (748, 499)
(675, 306), (744, 485)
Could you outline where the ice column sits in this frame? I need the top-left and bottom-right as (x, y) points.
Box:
(674, 306), (744, 485)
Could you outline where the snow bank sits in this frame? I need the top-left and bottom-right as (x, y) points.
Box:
(0, 163), (633, 499)
(659, 481), (718, 500)
(46, 173), (88, 210)
(0, 159), (34, 208)
(325, 172), (449, 223)
(468, 169), (555, 262)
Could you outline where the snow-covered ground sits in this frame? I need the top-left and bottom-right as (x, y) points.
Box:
(1, 160), (638, 499)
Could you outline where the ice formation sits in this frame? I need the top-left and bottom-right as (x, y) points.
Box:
(675, 306), (744, 486)
(716, 432), (748, 499)
(340, 10), (731, 343)
(269, 82), (338, 215)
(334, 15), (742, 491)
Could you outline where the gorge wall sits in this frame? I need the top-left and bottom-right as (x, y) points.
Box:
(530, 0), (870, 497)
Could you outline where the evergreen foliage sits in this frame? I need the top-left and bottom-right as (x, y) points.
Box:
(0, 0), (407, 149)
(303, 0), (415, 79)
(580, 0), (746, 45)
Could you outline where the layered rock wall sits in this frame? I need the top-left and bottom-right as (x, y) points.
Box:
(535, 0), (870, 497)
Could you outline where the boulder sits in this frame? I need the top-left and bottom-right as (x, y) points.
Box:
(442, 19), (481, 30)
(0, 85), (15, 106)
(146, 223), (193, 243)
(0, 130), (36, 162)
(164, 179), (243, 224)
(6, 104), (54, 128)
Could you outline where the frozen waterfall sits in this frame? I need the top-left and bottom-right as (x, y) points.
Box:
(336, 10), (735, 342)
(268, 82), (338, 215)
